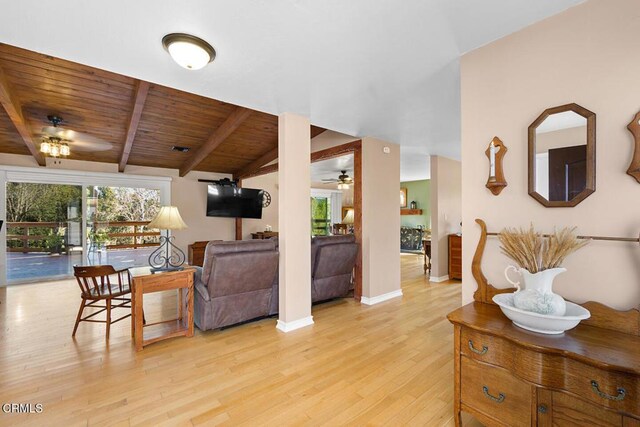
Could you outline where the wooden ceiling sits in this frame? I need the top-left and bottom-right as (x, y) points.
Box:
(0, 43), (325, 176)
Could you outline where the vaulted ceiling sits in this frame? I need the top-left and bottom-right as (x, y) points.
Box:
(0, 0), (584, 180)
(0, 44), (325, 176)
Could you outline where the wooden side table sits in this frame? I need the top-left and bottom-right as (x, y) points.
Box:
(129, 266), (195, 351)
(422, 238), (431, 276)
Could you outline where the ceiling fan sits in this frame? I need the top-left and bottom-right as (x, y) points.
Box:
(322, 170), (354, 189)
(39, 115), (113, 157)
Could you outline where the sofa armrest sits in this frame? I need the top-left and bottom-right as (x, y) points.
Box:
(192, 266), (210, 301)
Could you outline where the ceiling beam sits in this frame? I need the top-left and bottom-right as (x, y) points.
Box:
(235, 144), (278, 180)
(119, 80), (150, 172)
(240, 139), (362, 180)
(0, 65), (45, 166)
(235, 127), (326, 179)
(179, 106), (252, 177)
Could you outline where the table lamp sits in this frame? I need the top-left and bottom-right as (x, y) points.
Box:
(342, 209), (354, 225)
(147, 206), (188, 272)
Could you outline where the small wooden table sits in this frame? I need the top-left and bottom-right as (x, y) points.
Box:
(129, 266), (195, 351)
(422, 238), (431, 275)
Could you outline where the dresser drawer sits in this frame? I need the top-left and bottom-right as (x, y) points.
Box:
(461, 356), (532, 427)
(550, 391), (623, 426)
(565, 359), (639, 416)
(461, 328), (507, 367)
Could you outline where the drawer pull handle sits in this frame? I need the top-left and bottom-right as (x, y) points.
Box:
(591, 380), (626, 401)
(482, 386), (505, 403)
(468, 340), (488, 355)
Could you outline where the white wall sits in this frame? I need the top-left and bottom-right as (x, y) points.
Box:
(429, 156), (462, 279)
(461, 0), (640, 310)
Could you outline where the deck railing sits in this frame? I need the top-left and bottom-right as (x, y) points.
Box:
(6, 221), (160, 253)
(94, 221), (160, 250)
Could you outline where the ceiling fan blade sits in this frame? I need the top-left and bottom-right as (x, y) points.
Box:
(41, 126), (113, 151)
(69, 139), (113, 152)
(41, 126), (65, 138)
(322, 179), (339, 182)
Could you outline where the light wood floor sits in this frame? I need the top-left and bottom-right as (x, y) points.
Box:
(0, 254), (481, 426)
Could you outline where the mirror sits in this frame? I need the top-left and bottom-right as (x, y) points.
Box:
(528, 103), (595, 207)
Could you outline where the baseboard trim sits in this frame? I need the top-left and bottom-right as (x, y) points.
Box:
(430, 274), (450, 282)
(276, 316), (314, 333)
(361, 289), (403, 306)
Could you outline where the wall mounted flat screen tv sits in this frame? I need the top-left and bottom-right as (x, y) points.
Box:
(206, 184), (263, 219)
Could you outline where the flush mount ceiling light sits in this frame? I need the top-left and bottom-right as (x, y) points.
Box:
(162, 33), (216, 70)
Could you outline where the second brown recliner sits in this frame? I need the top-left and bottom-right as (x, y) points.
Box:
(311, 234), (358, 302)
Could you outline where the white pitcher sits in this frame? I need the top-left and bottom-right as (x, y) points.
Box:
(504, 266), (567, 316)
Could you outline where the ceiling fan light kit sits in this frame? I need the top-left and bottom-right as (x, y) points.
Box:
(40, 115), (70, 158)
(323, 170), (354, 190)
(162, 33), (216, 70)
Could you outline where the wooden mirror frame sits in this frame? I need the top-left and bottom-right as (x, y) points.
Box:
(528, 103), (596, 207)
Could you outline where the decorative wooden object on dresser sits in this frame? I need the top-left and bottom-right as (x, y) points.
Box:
(251, 231), (279, 240)
(188, 241), (209, 267)
(447, 219), (640, 426)
(449, 234), (462, 280)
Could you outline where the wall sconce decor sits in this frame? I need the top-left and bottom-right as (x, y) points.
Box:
(627, 111), (640, 183)
(485, 136), (508, 195)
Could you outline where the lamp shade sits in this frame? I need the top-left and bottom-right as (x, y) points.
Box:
(342, 209), (354, 225)
(148, 206), (188, 230)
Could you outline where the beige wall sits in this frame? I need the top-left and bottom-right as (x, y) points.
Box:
(241, 130), (359, 238)
(429, 156), (462, 279)
(311, 130), (359, 152)
(461, 0), (640, 309)
(241, 172), (279, 239)
(361, 137), (401, 299)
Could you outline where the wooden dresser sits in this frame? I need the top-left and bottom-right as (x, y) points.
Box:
(448, 303), (640, 426)
(251, 231), (279, 240)
(187, 241), (210, 267)
(448, 219), (640, 426)
(449, 234), (462, 280)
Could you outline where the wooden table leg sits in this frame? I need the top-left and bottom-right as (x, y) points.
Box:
(186, 278), (194, 337)
(424, 251), (428, 274)
(453, 325), (462, 426)
(130, 287), (135, 338)
(134, 279), (144, 351)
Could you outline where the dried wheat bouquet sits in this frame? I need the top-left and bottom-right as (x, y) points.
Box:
(498, 225), (588, 273)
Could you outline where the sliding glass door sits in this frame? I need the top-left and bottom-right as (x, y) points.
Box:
(5, 182), (83, 283)
(85, 186), (160, 271)
(1, 167), (171, 285)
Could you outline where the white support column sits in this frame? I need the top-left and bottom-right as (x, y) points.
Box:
(360, 137), (402, 305)
(276, 112), (313, 332)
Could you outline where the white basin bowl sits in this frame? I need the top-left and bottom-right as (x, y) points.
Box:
(493, 293), (591, 335)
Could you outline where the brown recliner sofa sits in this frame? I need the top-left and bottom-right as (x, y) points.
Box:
(311, 234), (358, 302)
(268, 234), (358, 314)
(193, 240), (279, 331)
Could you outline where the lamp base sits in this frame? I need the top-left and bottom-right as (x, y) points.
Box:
(148, 233), (187, 273)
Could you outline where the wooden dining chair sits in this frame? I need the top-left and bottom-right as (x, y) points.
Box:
(73, 265), (131, 339)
